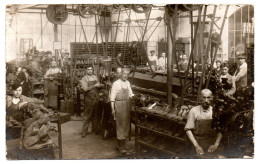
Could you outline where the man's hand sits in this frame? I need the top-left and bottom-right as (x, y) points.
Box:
(195, 145), (204, 155)
(111, 109), (116, 120)
(208, 144), (219, 153)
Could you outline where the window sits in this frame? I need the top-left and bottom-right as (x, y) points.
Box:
(228, 5), (254, 61)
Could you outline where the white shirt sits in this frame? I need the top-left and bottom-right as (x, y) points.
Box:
(148, 55), (158, 65)
(110, 79), (134, 102)
(44, 68), (61, 78)
(158, 57), (167, 69)
(185, 105), (213, 130)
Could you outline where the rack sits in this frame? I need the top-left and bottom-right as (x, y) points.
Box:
(134, 107), (188, 158)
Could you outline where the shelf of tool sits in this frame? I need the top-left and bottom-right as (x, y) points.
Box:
(134, 107), (187, 158)
(70, 42), (148, 66)
(157, 41), (190, 58)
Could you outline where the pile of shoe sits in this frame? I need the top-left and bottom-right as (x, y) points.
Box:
(165, 105), (193, 122)
(21, 103), (54, 149)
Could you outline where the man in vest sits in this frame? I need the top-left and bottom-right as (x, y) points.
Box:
(110, 68), (134, 154)
(80, 65), (102, 138)
(185, 89), (223, 157)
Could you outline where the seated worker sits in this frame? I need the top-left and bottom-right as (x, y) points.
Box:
(44, 60), (61, 78)
(185, 89), (223, 158)
(80, 65), (103, 138)
(110, 68), (134, 155)
(178, 54), (188, 71)
(147, 50), (158, 71)
(219, 62), (236, 97)
(158, 52), (167, 71)
(6, 83), (44, 127)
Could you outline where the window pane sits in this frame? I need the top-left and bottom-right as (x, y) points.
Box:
(235, 9), (242, 30)
(242, 5), (249, 23)
(228, 31), (235, 58)
(229, 13), (235, 30)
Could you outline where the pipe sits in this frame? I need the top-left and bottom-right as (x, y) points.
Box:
(95, 15), (100, 79)
(108, 9), (121, 81)
(205, 5), (229, 88)
(166, 8), (183, 87)
(180, 6), (203, 106)
(131, 8), (153, 79)
(190, 10), (194, 95)
(196, 5), (211, 104)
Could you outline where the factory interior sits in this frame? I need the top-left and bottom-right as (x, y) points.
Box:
(5, 4), (254, 159)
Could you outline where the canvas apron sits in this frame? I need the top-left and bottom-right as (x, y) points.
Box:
(191, 119), (222, 157)
(114, 87), (130, 140)
(82, 78), (99, 133)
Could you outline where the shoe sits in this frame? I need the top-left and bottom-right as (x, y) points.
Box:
(116, 139), (127, 155)
(81, 131), (87, 138)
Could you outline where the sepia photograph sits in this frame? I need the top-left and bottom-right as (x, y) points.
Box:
(4, 2), (254, 160)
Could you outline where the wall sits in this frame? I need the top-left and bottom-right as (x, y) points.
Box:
(5, 5), (242, 62)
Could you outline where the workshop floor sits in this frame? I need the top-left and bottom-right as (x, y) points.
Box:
(54, 120), (135, 159)
(6, 120), (135, 160)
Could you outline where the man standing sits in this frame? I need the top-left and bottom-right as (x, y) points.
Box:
(158, 52), (167, 71)
(178, 54), (188, 71)
(185, 89), (223, 157)
(80, 65), (102, 138)
(219, 62), (236, 97)
(44, 61), (61, 78)
(234, 54), (247, 88)
(148, 50), (158, 71)
(114, 53), (124, 71)
(110, 68), (134, 154)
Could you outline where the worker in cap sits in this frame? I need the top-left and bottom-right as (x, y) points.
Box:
(80, 65), (102, 138)
(234, 53), (247, 88)
(110, 68), (134, 154)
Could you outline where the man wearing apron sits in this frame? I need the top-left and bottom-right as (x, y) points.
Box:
(80, 65), (101, 138)
(110, 68), (134, 154)
(185, 89), (223, 158)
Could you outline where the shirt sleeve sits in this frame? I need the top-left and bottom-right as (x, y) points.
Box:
(226, 76), (236, 96)
(44, 70), (50, 78)
(235, 64), (247, 82)
(110, 81), (118, 102)
(184, 108), (196, 130)
(80, 76), (89, 91)
(127, 81), (134, 97)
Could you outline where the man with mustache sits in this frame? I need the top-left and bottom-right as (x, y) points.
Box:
(185, 89), (223, 157)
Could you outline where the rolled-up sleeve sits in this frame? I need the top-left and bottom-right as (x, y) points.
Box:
(184, 108), (196, 130)
(110, 81), (118, 102)
(80, 76), (89, 91)
(127, 81), (134, 98)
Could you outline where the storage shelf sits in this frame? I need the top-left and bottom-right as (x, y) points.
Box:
(136, 140), (181, 158)
(136, 124), (186, 142)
